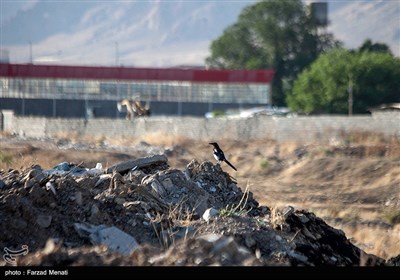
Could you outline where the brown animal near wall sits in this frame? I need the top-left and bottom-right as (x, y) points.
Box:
(117, 98), (151, 120)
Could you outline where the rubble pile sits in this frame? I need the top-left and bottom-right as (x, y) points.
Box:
(0, 154), (398, 266)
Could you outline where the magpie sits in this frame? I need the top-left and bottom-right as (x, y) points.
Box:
(209, 142), (237, 171)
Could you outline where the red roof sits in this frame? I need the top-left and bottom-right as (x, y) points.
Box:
(0, 63), (274, 84)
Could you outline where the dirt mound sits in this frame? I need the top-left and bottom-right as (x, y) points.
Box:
(0, 153), (398, 266)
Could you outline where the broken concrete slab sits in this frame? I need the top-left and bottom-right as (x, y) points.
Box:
(73, 222), (139, 256)
(106, 154), (168, 174)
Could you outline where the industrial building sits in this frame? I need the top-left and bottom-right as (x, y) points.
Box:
(0, 63), (274, 118)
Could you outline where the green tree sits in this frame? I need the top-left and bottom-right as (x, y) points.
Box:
(358, 39), (392, 55)
(206, 0), (339, 106)
(287, 48), (400, 114)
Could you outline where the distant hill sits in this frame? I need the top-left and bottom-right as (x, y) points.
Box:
(2, 1), (255, 66)
(2, 0), (398, 67)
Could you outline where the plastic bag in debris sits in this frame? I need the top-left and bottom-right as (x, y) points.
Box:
(44, 162), (103, 176)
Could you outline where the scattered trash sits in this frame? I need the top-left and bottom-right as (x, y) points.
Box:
(44, 162), (104, 177)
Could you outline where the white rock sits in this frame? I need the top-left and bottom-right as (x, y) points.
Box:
(73, 223), (139, 256)
(202, 208), (219, 222)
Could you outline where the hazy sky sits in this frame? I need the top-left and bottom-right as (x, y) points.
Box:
(1, 0), (399, 66)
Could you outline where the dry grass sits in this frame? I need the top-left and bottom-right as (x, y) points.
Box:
(240, 133), (400, 260)
(137, 132), (191, 147)
(52, 131), (192, 148)
(313, 206), (400, 259)
(149, 200), (196, 249)
(340, 131), (400, 158)
(219, 183), (251, 217)
(52, 131), (80, 142)
(338, 223), (400, 260)
(0, 130), (14, 137)
(343, 130), (400, 146)
(1, 130), (400, 260)
(264, 202), (400, 259)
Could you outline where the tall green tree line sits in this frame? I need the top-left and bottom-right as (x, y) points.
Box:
(287, 48), (400, 114)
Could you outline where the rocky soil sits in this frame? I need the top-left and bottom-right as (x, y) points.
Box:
(1, 142), (399, 266)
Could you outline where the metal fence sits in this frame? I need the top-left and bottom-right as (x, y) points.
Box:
(0, 77), (270, 104)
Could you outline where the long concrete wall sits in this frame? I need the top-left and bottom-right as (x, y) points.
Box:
(2, 114), (399, 144)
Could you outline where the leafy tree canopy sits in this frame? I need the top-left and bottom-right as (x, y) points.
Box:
(206, 0), (340, 106)
(286, 48), (400, 114)
(357, 39), (393, 56)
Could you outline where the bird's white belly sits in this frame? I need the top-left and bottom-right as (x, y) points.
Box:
(213, 154), (220, 161)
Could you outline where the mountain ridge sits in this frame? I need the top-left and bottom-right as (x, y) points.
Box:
(1, 0), (398, 67)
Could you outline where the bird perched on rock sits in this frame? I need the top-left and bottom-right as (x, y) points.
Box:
(209, 142), (237, 171)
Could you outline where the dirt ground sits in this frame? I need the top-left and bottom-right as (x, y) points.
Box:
(1, 133), (399, 260)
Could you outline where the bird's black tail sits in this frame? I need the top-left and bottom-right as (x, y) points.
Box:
(224, 159), (237, 171)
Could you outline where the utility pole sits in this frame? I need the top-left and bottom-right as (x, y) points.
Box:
(115, 42), (119, 66)
(347, 76), (353, 116)
(29, 41), (33, 64)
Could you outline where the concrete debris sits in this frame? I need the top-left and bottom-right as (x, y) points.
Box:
(282, 206), (295, 220)
(138, 168), (211, 216)
(24, 178), (36, 189)
(244, 235), (256, 247)
(90, 204), (100, 216)
(73, 223), (139, 256)
(146, 233), (261, 266)
(86, 163), (104, 176)
(0, 155), (393, 266)
(44, 162), (103, 177)
(114, 197), (126, 205)
(202, 207), (219, 222)
(295, 213), (310, 224)
(106, 154), (168, 174)
(185, 160), (262, 216)
(23, 167), (47, 189)
(29, 185), (49, 206)
(45, 180), (57, 195)
(387, 255), (400, 266)
(44, 162), (87, 176)
(36, 214), (52, 228)
(74, 191), (83, 205)
(143, 177), (167, 197)
(95, 174), (112, 188)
